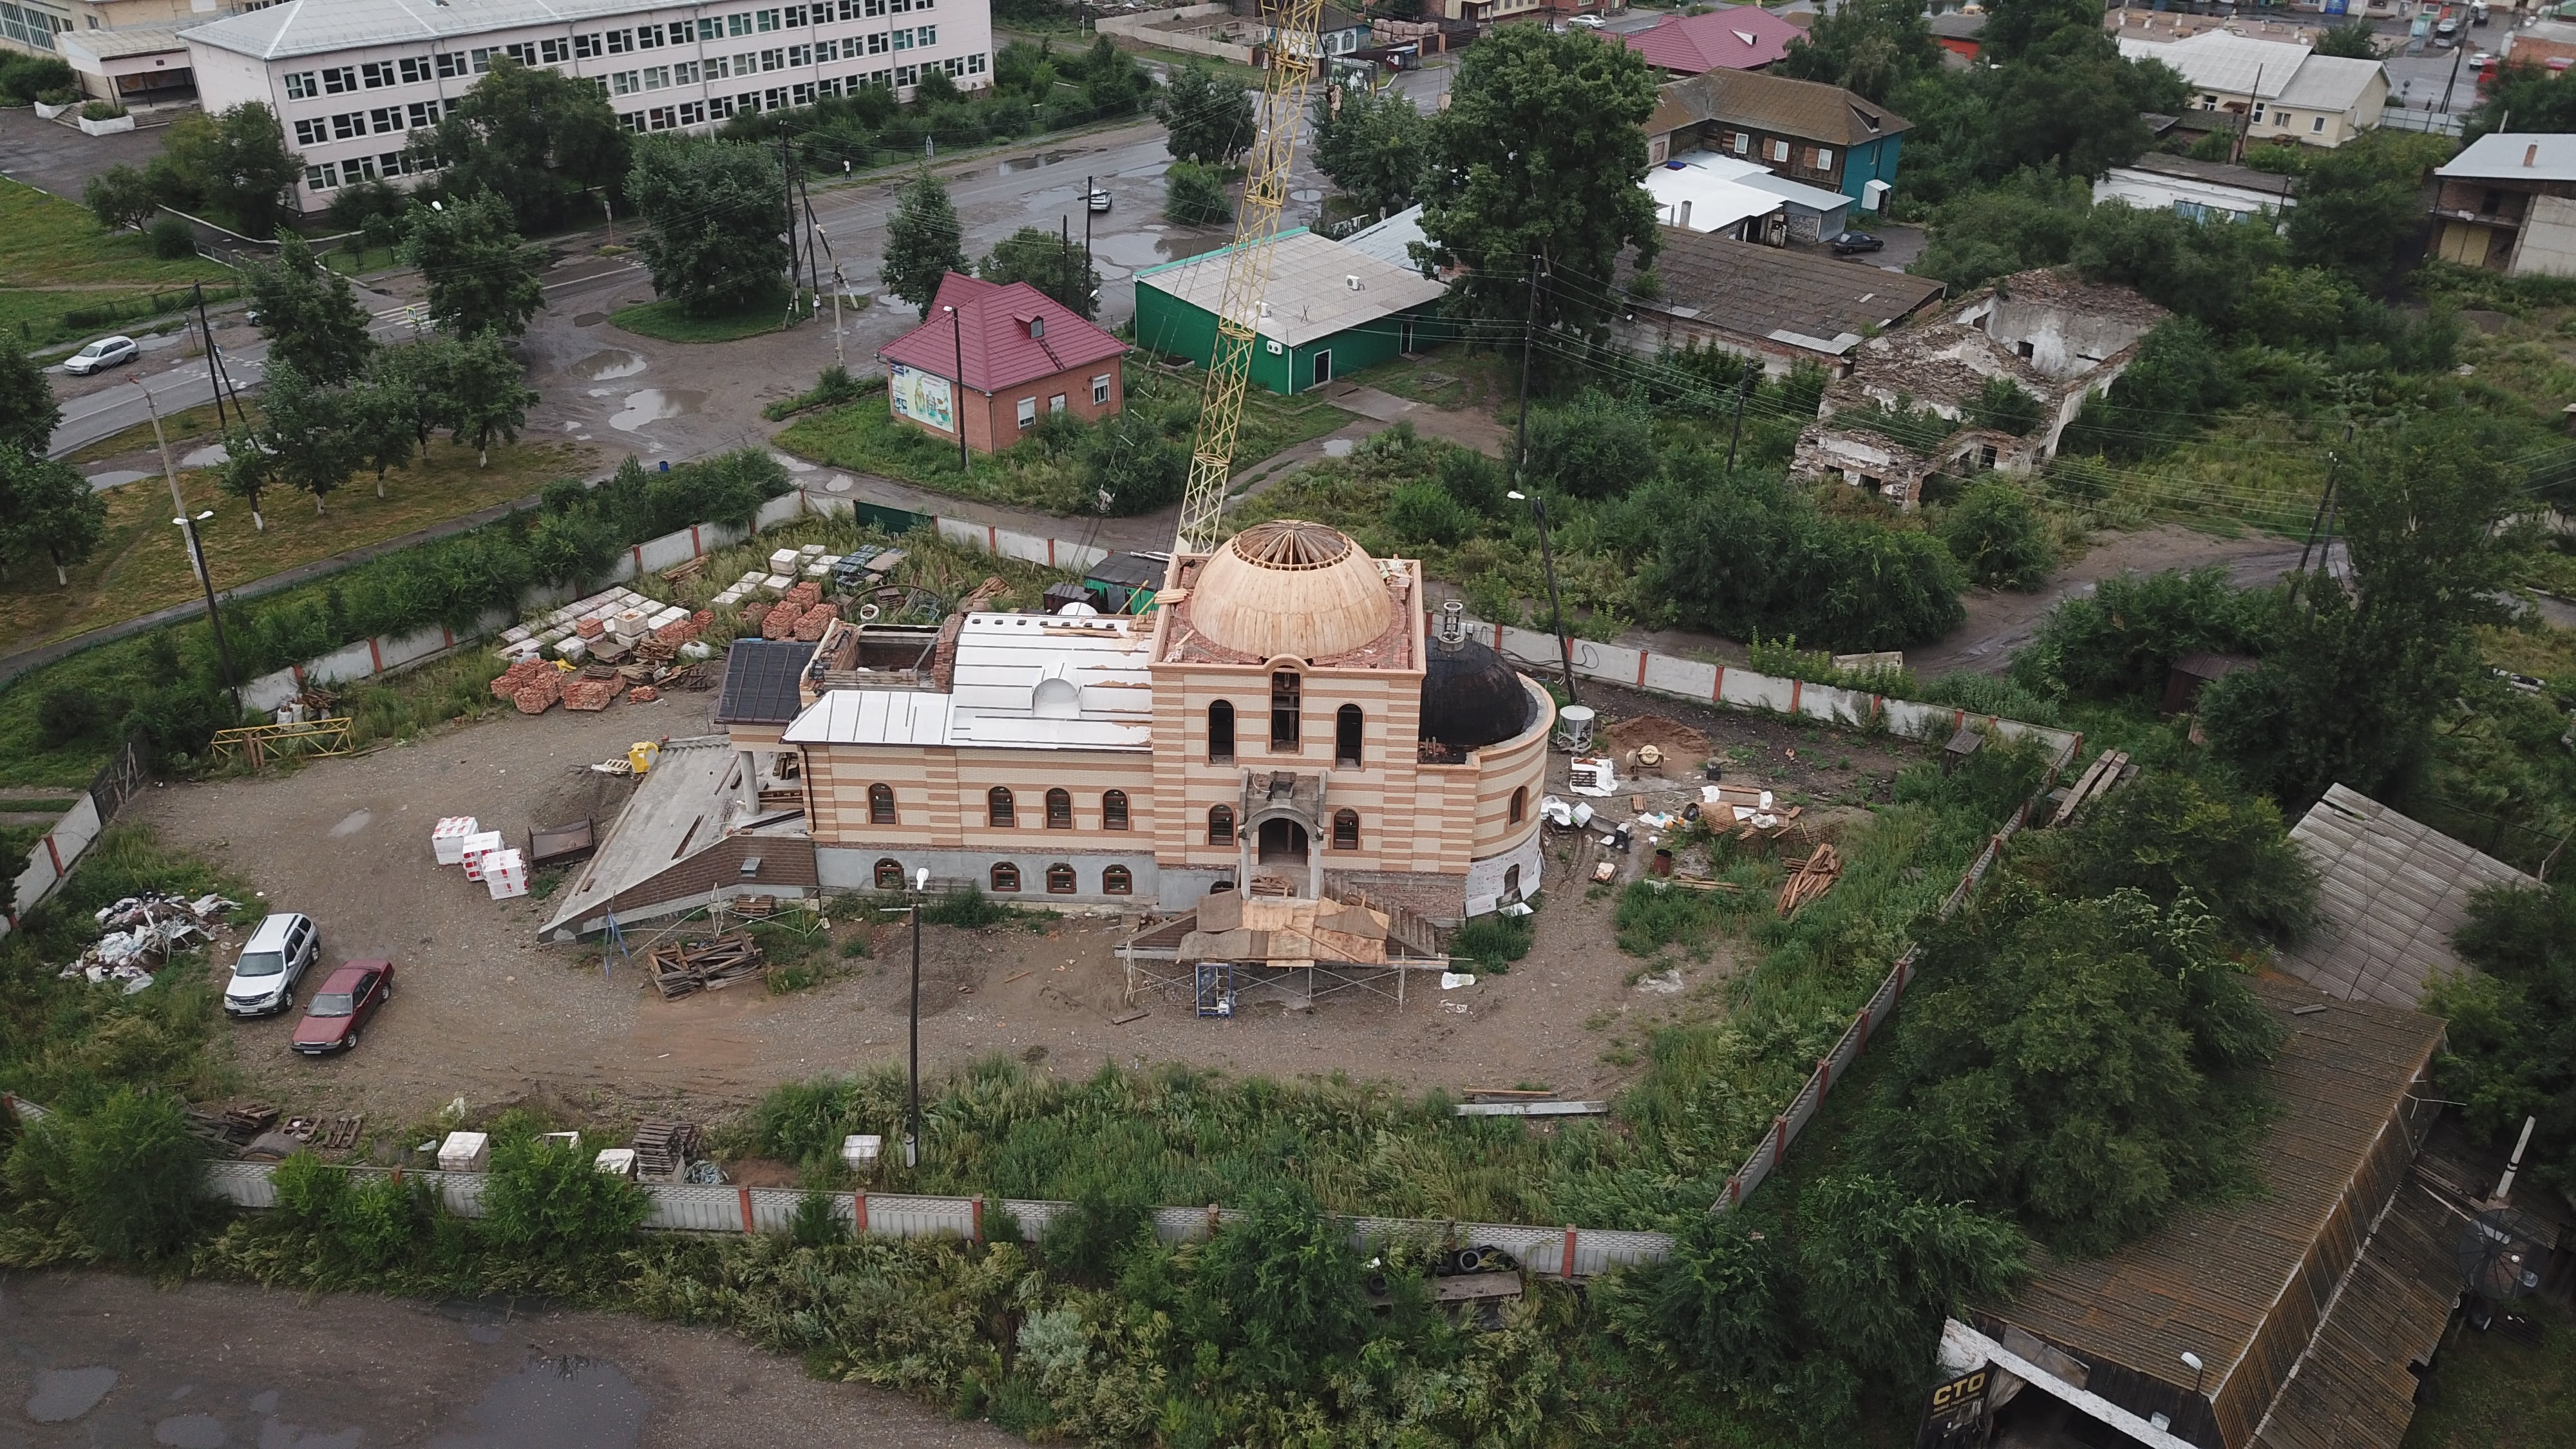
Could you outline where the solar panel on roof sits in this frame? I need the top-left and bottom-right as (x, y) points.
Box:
(715, 641), (811, 725)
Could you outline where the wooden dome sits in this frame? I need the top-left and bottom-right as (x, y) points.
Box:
(1190, 522), (1392, 662)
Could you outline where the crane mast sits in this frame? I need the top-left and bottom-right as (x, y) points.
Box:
(1173, 0), (1329, 556)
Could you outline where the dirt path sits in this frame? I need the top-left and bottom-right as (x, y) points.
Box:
(0, 1271), (1014, 1448)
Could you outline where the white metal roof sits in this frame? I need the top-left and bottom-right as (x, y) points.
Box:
(1671, 150), (1852, 216)
(2439, 131), (2576, 184)
(782, 613), (1154, 751)
(1135, 229), (1450, 350)
(2119, 32), (2308, 99)
(1643, 164), (1785, 235)
(1339, 205), (1430, 275)
(2275, 53), (2384, 113)
(182, 0), (701, 62)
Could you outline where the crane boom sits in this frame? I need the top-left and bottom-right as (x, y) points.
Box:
(1173, 0), (1329, 556)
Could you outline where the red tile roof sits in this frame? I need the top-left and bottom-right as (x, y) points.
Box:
(1622, 6), (1802, 75)
(877, 272), (1128, 395)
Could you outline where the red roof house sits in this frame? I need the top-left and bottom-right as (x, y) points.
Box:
(1622, 6), (1803, 76)
(876, 273), (1130, 456)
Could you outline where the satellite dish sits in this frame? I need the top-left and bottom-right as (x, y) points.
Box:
(2457, 1206), (2550, 1306)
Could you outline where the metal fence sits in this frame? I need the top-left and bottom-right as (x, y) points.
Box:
(198, 1160), (1673, 1277)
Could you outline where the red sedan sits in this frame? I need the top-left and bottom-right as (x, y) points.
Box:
(291, 961), (394, 1055)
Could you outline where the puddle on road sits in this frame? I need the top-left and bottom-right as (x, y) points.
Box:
(182, 443), (231, 468)
(607, 388), (705, 431)
(768, 450), (816, 473)
(1090, 230), (1229, 272)
(572, 312), (609, 327)
(424, 1356), (645, 1449)
(569, 348), (648, 382)
(998, 149), (1074, 174)
(26, 1365), (118, 1423)
(152, 1411), (225, 1447)
(328, 809), (372, 838)
(85, 469), (150, 491)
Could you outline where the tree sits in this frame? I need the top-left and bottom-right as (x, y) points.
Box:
(2286, 131), (2452, 289)
(1163, 163), (1233, 227)
(1645, 462), (1966, 650)
(439, 334), (538, 466)
(1174, 1180), (1370, 1392)
(325, 176), (406, 235)
(527, 501), (625, 589)
(1312, 86), (1430, 220)
(0, 446), (107, 586)
(406, 56), (629, 231)
(1981, 20), (2185, 180)
(82, 164), (160, 232)
(2466, 56), (2576, 141)
(2314, 19), (2383, 59)
(1524, 388), (1654, 500)
(346, 359), (422, 497)
(1159, 61), (1253, 166)
(1940, 479), (2054, 591)
(248, 236), (375, 379)
(978, 225), (1101, 319)
(152, 103), (302, 238)
(405, 189), (546, 337)
(1073, 35), (1151, 116)
(1082, 408), (1188, 515)
(0, 343), (61, 455)
(1795, 1175), (2027, 1382)
(1421, 26), (1661, 336)
(3, 1090), (214, 1262)
(2421, 881), (2576, 1195)
(880, 169), (968, 316)
(2023, 771), (2318, 945)
(258, 363), (359, 516)
(627, 137), (791, 317)
(2012, 563), (2277, 701)
(371, 338), (456, 453)
(1777, 0), (1942, 104)
(213, 426), (276, 532)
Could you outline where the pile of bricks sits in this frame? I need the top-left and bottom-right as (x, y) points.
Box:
(792, 602), (839, 641)
(489, 658), (562, 715)
(652, 609), (714, 647)
(562, 668), (626, 712)
(628, 685), (661, 704)
(760, 585), (833, 642)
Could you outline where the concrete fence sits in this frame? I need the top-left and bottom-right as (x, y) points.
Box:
(1, 737), (150, 939)
(196, 1159), (1673, 1276)
(1097, 4), (1260, 65)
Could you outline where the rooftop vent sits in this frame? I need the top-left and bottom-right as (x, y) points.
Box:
(1437, 600), (1467, 652)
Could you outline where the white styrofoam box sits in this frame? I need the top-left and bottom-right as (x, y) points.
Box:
(595, 1148), (639, 1177)
(609, 610), (649, 642)
(799, 543), (826, 557)
(770, 548), (801, 571)
(459, 830), (506, 880)
(439, 1131), (491, 1172)
(502, 625), (532, 644)
(431, 817), (481, 866)
(842, 1133), (883, 1170)
(554, 637), (589, 663)
(485, 849), (528, 900)
(762, 574), (793, 591)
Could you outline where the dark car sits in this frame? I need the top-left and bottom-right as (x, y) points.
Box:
(1829, 231), (1884, 255)
(291, 960), (394, 1055)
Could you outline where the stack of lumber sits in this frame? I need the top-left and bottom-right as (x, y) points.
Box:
(646, 933), (764, 998)
(2047, 749), (2134, 828)
(1776, 843), (1842, 918)
(632, 1120), (701, 1180)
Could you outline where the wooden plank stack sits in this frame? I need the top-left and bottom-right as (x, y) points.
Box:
(2047, 749), (2134, 829)
(1776, 843), (1842, 919)
(632, 1119), (701, 1180)
(646, 933), (764, 998)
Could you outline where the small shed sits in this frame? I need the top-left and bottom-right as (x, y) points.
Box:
(1941, 723), (1984, 774)
(1084, 552), (1170, 614)
(1133, 228), (1450, 395)
(2161, 650), (2257, 717)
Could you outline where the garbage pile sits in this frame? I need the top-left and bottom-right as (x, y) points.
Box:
(59, 891), (237, 992)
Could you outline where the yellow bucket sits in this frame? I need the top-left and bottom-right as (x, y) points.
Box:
(629, 740), (661, 775)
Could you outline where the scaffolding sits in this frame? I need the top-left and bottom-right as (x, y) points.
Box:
(1119, 889), (1452, 1012)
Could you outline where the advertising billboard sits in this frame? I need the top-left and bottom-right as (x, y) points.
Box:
(891, 365), (955, 434)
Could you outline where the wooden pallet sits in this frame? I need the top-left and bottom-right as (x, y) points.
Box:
(646, 934), (764, 999)
(632, 1119), (701, 1180)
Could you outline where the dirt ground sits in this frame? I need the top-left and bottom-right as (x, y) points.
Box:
(120, 675), (1929, 1143)
(0, 1270), (1014, 1448)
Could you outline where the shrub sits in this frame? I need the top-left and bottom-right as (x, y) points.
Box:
(332, 1172), (436, 1271)
(1038, 1182), (1154, 1287)
(2012, 565), (2275, 703)
(924, 884), (1012, 928)
(478, 1128), (649, 1265)
(1081, 408), (1188, 515)
(0, 53), (73, 104)
(2020, 771), (2318, 945)
(1448, 913), (1531, 974)
(79, 100), (126, 122)
(1164, 162), (1232, 226)
(34, 687), (103, 748)
(1177, 1180), (1370, 1392)
(1385, 478), (1475, 546)
(3, 1090), (215, 1263)
(1437, 448), (1509, 516)
(1939, 479), (2054, 591)
(1524, 388), (1654, 500)
(270, 1151), (351, 1232)
(788, 1191), (848, 1246)
(146, 214), (198, 260)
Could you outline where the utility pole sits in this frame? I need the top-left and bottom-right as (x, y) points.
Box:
(601, 192), (616, 247)
(2443, 37), (2467, 114)
(137, 379), (238, 713)
(1084, 175), (1096, 285)
(782, 130), (801, 322)
(831, 263), (847, 369)
(192, 282), (228, 439)
(1511, 251), (1542, 498)
(945, 303), (968, 471)
(907, 867), (927, 1168)
(1724, 357), (1754, 474)
(2291, 422), (2354, 605)
(1508, 252), (1577, 705)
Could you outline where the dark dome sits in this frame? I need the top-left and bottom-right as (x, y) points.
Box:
(1419, 636), (1531, 751)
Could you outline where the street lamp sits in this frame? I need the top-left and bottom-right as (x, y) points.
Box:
(138, 381), (238, 713)
(1507, 489), (1580, 706)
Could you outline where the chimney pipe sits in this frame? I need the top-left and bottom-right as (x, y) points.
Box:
(2528, 143), (2541, 167)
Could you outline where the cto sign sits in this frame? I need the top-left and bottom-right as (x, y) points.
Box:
(1913, 1365), (1994, 1449)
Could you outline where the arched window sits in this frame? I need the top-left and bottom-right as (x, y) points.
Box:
(1103, 865), (1133, 895)
(1332, 809), (1360, 851)
(1336, 703), (1363, 768)
(991, 862), (1021, 892)
(869, 783), (896, 824)
(1208, 804), (1236, 846)
(987, 786), (1016, 827)
(1103, 790), (1130, 830)
(1209, 878), (1236, 894)
(1209, 700), (1235, 764)
(1046, 862), (1077, 894)
(1504, 864), (1522, 900)
(875, 858), (905, 890)
(1509, 786), (1526, 825)
(1045, 788), (1074, 829)
(1271, 671), (1301, 750)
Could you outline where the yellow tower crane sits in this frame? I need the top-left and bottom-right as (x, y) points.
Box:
(1172, 0), (1330, 556)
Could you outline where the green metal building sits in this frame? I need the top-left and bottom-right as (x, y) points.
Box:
(1132, 228), (1452, 395)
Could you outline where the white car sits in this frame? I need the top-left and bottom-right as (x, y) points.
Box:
(224, 911), (321, 1018)
(1567, 13), (1606, 28)
(1087, 187), (1112, 213)
(62, 335), (137, 375)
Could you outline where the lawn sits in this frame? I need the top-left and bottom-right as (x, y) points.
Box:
(0, 437), (595, 650)
(612, 287), (818, 343)
(0, 178), (236, 352)
(2403, 1297), (2576, 1449)
(1348, 350), (1519, 415)
(773, 364), (1353, 513)
(61, 401), (232, 468)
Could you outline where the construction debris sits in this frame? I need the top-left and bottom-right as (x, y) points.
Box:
(2048, 748), (2135, 829)
(632, 1119), (701, 1180)
(57, 891), (237, 992)
(223, 1103), (279, 1136)
(1776, 843), (1842, 918)
(645, 933), (764, 999)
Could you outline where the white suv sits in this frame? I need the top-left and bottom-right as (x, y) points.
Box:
(62, 336), (138, 375)
(224, 912), (320, 1018)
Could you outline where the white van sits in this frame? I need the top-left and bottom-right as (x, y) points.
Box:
(224, 912), (319, 1017)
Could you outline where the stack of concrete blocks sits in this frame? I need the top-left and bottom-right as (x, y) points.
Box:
(494, 587), (662, 667)
(482, 848), (529, 900)
(798, 543), (831, 578)
(459, 830), (506, 882)
(431, 816), (482, 866)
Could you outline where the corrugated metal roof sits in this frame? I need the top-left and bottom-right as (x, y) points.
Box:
(1137, 229), (1448, 349)
(2280, 784), (2535, 1009)
(2119, 33), (2309, 99)
(2248, 1178), (2461, 1449)
(2275, 53), (2384, 113)
(1622, 6), (1800, 75)
(1987, 979), (2443, 1416)
(1643, 164), (1785, 234)
(1339, 205), (1430, 274)
(184, 0), (687, 62)
(783, 688), (955, 746)
(2438, 131), (2576, 184)
(877, 272), (1128, 396)
(781, 612), (1153, 750)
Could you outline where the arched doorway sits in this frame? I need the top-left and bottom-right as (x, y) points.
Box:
(1257, 819), (1309, 865)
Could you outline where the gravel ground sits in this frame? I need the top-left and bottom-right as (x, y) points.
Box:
(122, 677), (1929, 1139)
(0, 1270), (1014, 1448)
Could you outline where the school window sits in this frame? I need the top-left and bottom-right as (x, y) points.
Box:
(705, 56), (729, 79)
(1103, 791), (1130, 830)
(892, 27), (911, 49)
(965, 51), (985, 74)
(636, 23), (663, 47)
(918, 24), (937, 45)
(895, 62), (918, 84)
(815, 39), (837, 61)
(504, 43), (536, 65)
(293, 117), (325, 146)
(370, 107), (401, 133)
(331, 112), (363, 140)
(619, 111), (643, 131)
(284, 71), (317, 99)
(789, 43), (811, 64)
(785, 3), (808, 23)
(1046, 863), (1076, 894)
(758, 6), (781, 29)
(764, 86), (786, 108)
(469, 48), (495, 73)
(359, 61), (395, 88)
(436, 52), (467, 77)
(1103, 866), (1132, 895)
(730, 12), (753, 35)
(648, 106), (677, 130)
(710, 94), (737, 117)
(643, 66), (670, 89)
(1016, 397), (1037, 428)
(942, 55), (962, 75)
(541, 37), (570, 63)
(761, 48), (784, 69)
(674, 60), (699, 84)
(607, 28), (632, 52)
(990, 862), (1021, 891)
(305, 162), (339, 191)
(868, 67), (889, 85)
(866, 32), (887, 53)
(321, 65), (357, 93)
(408, 100), (439, 126)
(348, 156), (378, 182)
(791, 81), (815, 103)
(612, 71), (639, 94)
(865, 0), (886, 13)
(696, 17), (721, 39)
(399, 56), (432, 82)
(574, 32), (601, 57)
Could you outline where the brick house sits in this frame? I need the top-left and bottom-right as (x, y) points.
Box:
(1643, 67), (1909, 208)
(2430, 133), (2576, 278)
(877, 272), (1129, 457)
